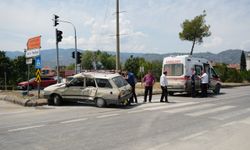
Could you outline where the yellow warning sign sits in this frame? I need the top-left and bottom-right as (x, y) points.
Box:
(35, 69), (41, 83)
(36, 69), (41, 76)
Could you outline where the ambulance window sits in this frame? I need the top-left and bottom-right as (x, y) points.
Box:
(195, 65), (202, 76)
(164, 64), (183, 76)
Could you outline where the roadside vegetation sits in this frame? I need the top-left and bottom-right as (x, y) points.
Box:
(0, 49), (249, 90)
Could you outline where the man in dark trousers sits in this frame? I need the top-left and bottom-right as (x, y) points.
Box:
(160, 71), (169, 103)
(191, 68), (196, 97)
(199, 70), (209, 97)
(126, 71), (137, 103)
(142, 70), (155, 103)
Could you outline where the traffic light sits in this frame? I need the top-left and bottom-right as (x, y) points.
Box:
(56, 29), (63, 43)
(76, 51), (81, 64)
(54, 15), (59, 27)
(72, 51), (75, 58)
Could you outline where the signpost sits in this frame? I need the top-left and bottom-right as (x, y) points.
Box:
(26, 35), (41, 98)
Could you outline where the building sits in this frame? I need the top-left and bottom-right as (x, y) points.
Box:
(246, 52), (250, 71)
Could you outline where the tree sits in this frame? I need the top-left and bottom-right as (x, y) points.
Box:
(240, 51), (246, 71)
(0, 51), (11, 86)
(81, 50), (116, 70)
(179, 10), (211, 55)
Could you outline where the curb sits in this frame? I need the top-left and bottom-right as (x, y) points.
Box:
(0, 95), (47, 107)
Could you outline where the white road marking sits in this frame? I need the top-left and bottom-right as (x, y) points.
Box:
(187, 106), (235, 117)
(136, 103), (164, 108)
(96, 113), (119, 118)
(60, 118), (88, 124)
(143, 102), (197, 111)
(180, 130), (208, 141)
(163, 103), (214, 114)
(8, 125), (45, 132)
(211, 108), (250, 120)
(0, 110), (32, 115)
(127, 109), (146, 114)
(239, 117), (250, 125)
(221, 121), (238, 127)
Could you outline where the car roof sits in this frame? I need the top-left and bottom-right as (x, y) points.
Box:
(73, 72), (121, 79)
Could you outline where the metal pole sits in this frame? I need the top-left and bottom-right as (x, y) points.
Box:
(27, 64), (30, 94)
(116, 0), (120, 71)
(56, 29), (60, 84)
(4, 71), (7, 91)
(57, 20), (78, 74)
(74, 26), (78, 74)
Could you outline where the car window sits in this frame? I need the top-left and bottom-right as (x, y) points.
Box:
(96, 78), (112, 88)
(112, 76), (128, 88)
(86, 78), (96, 87)
(69, 77), (84, 86)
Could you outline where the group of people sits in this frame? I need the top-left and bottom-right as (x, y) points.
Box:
(122, 70), (169, 104)
(122, 67), (209, 105)
(191, 68), (209, 98)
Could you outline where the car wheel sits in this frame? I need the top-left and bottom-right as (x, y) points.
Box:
(95, 98), (106, 108)
(53, 94), (62, 106)
(213, 84), (221, 95)
(47, 98), (54, 105)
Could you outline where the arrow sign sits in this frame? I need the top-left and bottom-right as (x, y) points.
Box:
(36, 69), (41, 76)
(35, 75), (41, 83)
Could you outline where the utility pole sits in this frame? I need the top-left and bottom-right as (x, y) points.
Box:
(116, 0), (120, 71)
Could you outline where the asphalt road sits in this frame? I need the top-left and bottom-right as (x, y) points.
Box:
(1, 86), (250, 150)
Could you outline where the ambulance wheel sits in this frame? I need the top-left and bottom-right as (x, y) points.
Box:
(213, 84), (221, 95)
(169, 92), (174, 96)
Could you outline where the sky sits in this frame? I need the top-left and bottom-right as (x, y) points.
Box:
(0, 0), (250, 54)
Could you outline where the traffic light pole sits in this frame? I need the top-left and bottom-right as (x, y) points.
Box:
(58, 20), (78, 74)
(56, 28), (60, 84)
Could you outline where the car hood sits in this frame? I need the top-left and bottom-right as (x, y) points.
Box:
(44, 83), (66, 91)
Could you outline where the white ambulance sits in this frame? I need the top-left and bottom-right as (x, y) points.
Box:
(162, 55), (221, 95)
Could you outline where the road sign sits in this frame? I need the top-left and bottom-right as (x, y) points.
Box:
(26, 49), (40, 58)
(26, 58), (32, 65)
(35, 56), (42, 69)
(35, 69), (41, 83)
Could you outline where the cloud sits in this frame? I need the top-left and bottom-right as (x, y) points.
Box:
(240, 40), (250, 51)
(203, 36), (223, 49)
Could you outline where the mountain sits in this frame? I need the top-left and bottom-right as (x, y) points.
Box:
(5, 49), (247, 67)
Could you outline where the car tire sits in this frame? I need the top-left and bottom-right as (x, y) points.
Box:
(47, 98), (54, 106)
(213, 84), (221, 95)
(95, 98), (106, 108)
(53, 94), (62, 106)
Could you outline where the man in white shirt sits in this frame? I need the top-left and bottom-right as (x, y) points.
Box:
(200, 70), (209, 97)
(160, 71), (169, 102)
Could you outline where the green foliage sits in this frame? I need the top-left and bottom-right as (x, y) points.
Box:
(66, 63), (75, 70)
(214, 63), (250, 83)
(179, 10), (211, 55)
(81, 50), (116, 70)
(0, 52), (36, 87)
(240, 51), (246, 71)
(123, 56), (162, 81)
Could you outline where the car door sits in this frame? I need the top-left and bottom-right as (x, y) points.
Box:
(61, 77), (84, 100)
(81, 77), (97, 101)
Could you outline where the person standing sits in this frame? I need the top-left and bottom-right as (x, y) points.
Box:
(126, 71), (138, 103)
(160, 71), (169, 103)
(190, 68), (196, 97)
(142, 70), (155, 102)
(199, 70), (208, 97)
